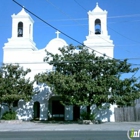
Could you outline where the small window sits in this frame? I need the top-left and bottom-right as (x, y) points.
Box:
(18, 22), (23, 37)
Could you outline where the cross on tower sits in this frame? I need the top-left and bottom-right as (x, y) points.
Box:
(55, 30), (60, 38)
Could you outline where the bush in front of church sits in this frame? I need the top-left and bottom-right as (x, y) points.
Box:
(1, 111), (16, 120)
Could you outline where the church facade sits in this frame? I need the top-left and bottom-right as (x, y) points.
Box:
(2, 4), (117, 122)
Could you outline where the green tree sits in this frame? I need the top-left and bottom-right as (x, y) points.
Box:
(35, 45), (140, 114)
(0, 64), (35, 111)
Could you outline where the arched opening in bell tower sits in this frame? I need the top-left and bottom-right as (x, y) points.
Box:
(95, 19), (101, 35)
(17, 22), (23, 37)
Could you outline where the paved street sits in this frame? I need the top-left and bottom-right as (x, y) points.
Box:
(0, 121), (140, 131)
(0, 131), (133, 140)
(0, 121), (140, 140)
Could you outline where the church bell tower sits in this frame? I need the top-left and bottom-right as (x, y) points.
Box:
(3, 8), (38, 63)
(84, 3), (114, 57)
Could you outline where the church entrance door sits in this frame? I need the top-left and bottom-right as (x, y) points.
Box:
(49, 97), (65, 121)
(73, 105), (80, 121)
(33, 101), (40, 120)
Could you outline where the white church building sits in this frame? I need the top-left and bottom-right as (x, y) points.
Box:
(2, 3), (117, 122)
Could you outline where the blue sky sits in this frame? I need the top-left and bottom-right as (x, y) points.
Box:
(1, 0), (140, 78)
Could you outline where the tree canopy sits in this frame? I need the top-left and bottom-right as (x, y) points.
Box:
(0, 64), (35, 111)
(35, 45), (140, 110)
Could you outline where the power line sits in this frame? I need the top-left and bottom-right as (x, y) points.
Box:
(12, 0), (140, 71)
(74, 0), (140, 20)
(1, 11), (140, 22)
(12, 0), (113, 59)
(74, 0), (140, 45)
(45, 0), (86, 28)
(108, 14), (140, 19)
(108, 19), (140, 24)
(73, 0), (140, 57)
(73, 0), (88, 11)
(46, 0), (114, 49)
(107, 26), (140, 44)
(2, 56), (140, 64)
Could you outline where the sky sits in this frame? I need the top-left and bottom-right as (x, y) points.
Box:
(1, 0), (140, 78)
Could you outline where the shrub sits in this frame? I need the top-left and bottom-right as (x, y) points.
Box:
(80, 111), (95, 121)
(1, 111), (16, 120)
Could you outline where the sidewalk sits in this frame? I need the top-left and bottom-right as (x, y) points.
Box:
(0, 121), (140, 131)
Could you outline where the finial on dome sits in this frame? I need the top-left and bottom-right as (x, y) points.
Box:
(55, 30), (60, 38)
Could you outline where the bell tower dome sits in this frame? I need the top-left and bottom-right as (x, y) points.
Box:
(84, 3), (114, 57)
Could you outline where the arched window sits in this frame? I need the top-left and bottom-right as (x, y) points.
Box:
(95, 19), (101, 35)
(17, 22), (23, 37)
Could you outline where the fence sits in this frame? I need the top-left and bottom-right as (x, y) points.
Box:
(114, 107), (140, 122)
